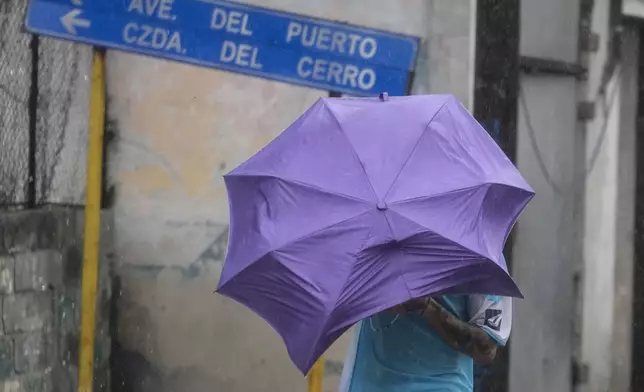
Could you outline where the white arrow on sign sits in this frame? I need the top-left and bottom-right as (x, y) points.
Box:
(61, 9), (91, 35)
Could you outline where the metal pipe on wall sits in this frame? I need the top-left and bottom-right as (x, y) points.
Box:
(77, 47), (106, 392)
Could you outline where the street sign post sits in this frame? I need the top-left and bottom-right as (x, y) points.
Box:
(26, 0), (420, 96)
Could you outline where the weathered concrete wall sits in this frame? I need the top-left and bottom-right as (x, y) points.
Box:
(107, 1), (477, 391)
(0, 207), (111, 392)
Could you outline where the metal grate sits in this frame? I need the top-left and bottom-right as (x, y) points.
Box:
(0, 0), (91, 208)
(0, 0), (31, 207)
(36, 38), (91, 205)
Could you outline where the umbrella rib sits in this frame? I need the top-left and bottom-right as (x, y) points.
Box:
(311, 242), (397, 364)
(264, 208), (374, 264)
(389, 183), (532, 263)
(322, 100), (379, 202)
(309, 259), (357, 362)
(218, 209), (373, 294)
(387, 211), (516, 289)
(387, 209), (491, 261)
(444, 104), (489, 177)
(228, 171), (373, 204)
(394, 249), (414, 299)
(388, 183), (487, 205)
(267, 209), (376, 364)
(382, 98), (450, 201)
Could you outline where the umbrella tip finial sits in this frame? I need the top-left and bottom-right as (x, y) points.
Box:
(379, 92), (389, 102)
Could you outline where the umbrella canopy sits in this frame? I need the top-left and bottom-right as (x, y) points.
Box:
(217, 94), (534, 374)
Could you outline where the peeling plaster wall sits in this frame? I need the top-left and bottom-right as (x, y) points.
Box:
(107, 1), (477, 391)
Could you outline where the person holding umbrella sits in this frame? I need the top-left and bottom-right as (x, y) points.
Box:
(338, 279), (511, 391)
(216, 94), (532, 390)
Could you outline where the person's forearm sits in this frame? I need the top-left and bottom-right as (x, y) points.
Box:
(421, 298), (498, 365)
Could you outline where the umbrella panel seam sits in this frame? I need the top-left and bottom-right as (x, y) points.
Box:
(389, 184), (533, 265)
(220, 209), (375, 292)
(270, 211), (380, 368)
(387, 208), (491, 261)
(388, 182), (533, 206)
(263, 208), (374, 256)
(388, 183), (487, 205)
(313, 255), (362, 366)
(393, 246), (414, 298)
(323, 100), (379, 202)
(381, 99), (450, 201)
(386, 208), (516, 288)
(226, 172), (374, 204)
(313, 243), (413, 368)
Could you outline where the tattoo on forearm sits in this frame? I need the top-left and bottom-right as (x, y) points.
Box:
(422, 299), (498, 364)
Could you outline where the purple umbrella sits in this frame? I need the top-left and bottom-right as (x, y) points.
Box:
(216, 94), (534, 374)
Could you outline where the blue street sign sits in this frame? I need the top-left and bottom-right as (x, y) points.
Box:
(25, 0), (420, 96)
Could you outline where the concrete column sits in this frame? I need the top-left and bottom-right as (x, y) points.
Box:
(580, 17), (639, 391)
(510, 0), (582, 391)
(511, 75), (580, 392)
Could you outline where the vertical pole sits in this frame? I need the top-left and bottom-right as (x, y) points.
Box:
(307, 359), (325, 392)
(77, 47), (106, 392)
(27, 35), (39, 208)
(472, 2), (520, 391)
